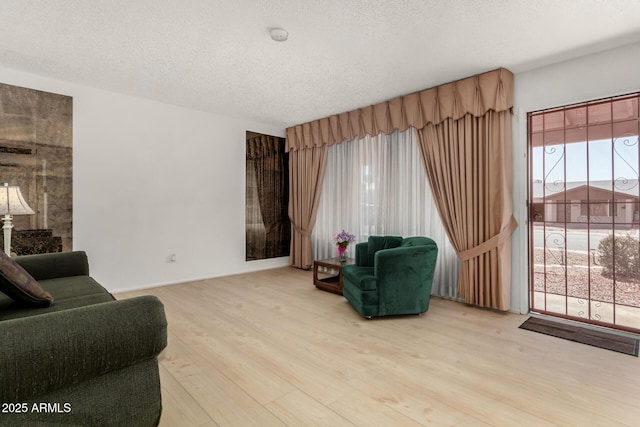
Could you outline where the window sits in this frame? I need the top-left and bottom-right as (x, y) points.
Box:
(312, 129), (460, 299)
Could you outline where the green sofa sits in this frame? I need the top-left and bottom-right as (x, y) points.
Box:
(342, 236), (438, 318)
(0, 251), (167, 426)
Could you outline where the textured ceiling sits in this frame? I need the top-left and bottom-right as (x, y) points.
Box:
(1, 0), (640, 128)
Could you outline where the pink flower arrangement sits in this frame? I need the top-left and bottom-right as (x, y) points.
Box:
(333, 230), (356, 260)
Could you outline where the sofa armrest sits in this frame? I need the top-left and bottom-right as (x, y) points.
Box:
(15, 251), (90, 281)
(0, 295), (167, 402)
(354, 242), (369, 266)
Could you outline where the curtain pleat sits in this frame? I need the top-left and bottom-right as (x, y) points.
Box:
(417, 111), (515, 310)
(245, 158), (265, 259)
(288, 146), (328, 269)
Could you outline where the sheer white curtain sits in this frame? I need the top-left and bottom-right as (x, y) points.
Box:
(312, 129), (459, 298)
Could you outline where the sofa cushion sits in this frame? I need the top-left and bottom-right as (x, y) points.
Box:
(367, 236), (402, 266)
(39, 275), (113, 301)
(0, 251), (53, 307)
(0, 275), (114, 321)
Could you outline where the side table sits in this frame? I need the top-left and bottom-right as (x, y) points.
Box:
(313, 257), (355, 295)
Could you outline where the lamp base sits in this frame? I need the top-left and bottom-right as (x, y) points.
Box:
(2, 214), (14, 256)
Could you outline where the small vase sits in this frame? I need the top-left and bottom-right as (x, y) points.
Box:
(338, 246), (348, 262)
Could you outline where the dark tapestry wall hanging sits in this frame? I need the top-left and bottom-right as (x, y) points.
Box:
(246, 131), (290, 260)
(0, 83), (72, 255)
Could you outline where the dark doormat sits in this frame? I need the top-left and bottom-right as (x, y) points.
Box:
(519, 317), (639, 357)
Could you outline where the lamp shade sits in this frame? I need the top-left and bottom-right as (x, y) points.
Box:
(0, 183), (35, 215)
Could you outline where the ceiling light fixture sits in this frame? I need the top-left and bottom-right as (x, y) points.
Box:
(270, 28), (288, 42)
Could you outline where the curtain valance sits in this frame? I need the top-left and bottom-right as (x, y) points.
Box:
(286, 68), (513, 152)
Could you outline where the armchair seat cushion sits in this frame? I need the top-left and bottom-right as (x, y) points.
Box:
(342, 266), (376, 291)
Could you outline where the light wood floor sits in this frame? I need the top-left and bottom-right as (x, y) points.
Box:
(117, 267), (640, 426)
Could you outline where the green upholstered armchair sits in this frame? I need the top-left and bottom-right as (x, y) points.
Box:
(342, 236), (438, 318)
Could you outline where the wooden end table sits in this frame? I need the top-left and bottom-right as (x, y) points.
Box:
(313, 257), (355, 295)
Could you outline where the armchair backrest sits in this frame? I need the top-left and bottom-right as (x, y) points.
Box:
(366, 236), (402, 266)
(400, 236), (435, 247)
(354, 236), (403, 267)
(355, 235), (437, 267)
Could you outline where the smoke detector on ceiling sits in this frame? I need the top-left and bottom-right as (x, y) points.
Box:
(270, 28), (288, 42)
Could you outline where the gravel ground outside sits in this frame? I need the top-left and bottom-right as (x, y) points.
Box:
(533, 248), (640, 308)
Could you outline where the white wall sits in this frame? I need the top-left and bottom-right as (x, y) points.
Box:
(0, 66), (288, 292)
(511, 41), (640, 313)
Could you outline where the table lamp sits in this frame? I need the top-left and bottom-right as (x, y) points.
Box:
(0, 183), (35, 255)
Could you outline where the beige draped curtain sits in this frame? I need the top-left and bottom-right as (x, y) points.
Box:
(287, 146), (328, 269)
(286, 68), (516, 309)
(417, 112), (516, 310)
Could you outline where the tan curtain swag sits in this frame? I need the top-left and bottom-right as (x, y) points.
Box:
(286, 68), (513, 151)
(285, 68), (517, 306)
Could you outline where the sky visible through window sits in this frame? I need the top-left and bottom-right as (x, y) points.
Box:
(532, 136), (639, 184)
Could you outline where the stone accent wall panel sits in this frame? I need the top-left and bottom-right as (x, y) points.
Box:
(0, 83), (72, 254)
